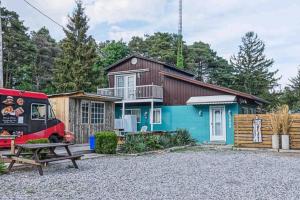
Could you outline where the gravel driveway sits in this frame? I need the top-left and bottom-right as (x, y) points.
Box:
(1, 149), (300, 200)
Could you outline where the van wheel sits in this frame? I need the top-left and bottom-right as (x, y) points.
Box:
(49, 135), (62, 143)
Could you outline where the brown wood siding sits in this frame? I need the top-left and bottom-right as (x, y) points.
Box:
(108, 57), (192, 88)
(69, 99), (115, 144)
(163, 76), (226, 105)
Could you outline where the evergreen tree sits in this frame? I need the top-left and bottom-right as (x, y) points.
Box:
(128, 32), (179, 65)
(230, 32), (279, 97)
(1, 7), (35, 90)
(186, 42), (235, 87)
(176, 36), (184, 68)
(31, 27), (59, 93)
(54, 0), (97, 92)
(280, 68), (300, 111)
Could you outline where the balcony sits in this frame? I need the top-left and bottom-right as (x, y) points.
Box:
(97, 85), (163, 101)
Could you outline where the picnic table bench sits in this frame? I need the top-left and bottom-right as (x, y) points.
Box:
(6, 143), (82, 176)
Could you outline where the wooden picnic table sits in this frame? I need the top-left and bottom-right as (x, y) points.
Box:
(0, 135), (18, 154)
(7, 143), (82, 176)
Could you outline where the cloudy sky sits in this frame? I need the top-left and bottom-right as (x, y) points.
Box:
(2, 0), (300, 87)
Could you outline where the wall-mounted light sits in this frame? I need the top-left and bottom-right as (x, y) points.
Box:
(228, 110), (232, 116)
(198, 110), (203, 117)
(144, 111), (148, 120)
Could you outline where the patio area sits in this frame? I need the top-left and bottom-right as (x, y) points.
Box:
(1, 149), (300, 200)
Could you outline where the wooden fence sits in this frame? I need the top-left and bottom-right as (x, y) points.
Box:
(234, 114), (300, 149)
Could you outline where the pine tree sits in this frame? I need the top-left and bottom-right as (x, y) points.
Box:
(1, 7), (36, 90)
(54, 0), (97, 92)
(230, 32), (279, 97)
(94, 40), (130, 87)
(186, 41), (235, 87)
(31, 27), (59, 93)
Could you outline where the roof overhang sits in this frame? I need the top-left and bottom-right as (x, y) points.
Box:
(186, 95), (237, 105)
(48, 91), (121, 102)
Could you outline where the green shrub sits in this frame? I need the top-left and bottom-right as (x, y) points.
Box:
(95, 131), (118, 154)
(0, 160), (6, 175)
(145, 135), (163, 151)
(26, 138), (49, 144)
(173, 129), (196, 146)
(158, 133), (173, 148)
(122, 135), (146, 153)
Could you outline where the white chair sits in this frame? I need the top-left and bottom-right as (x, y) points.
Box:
(140, 126), (148, 133)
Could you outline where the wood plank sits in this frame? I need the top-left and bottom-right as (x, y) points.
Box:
(11, 156), (41, 165)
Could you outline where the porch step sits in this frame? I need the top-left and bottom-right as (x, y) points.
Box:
(199, 142), (233, 150)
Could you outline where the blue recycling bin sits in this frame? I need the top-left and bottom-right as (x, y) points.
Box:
(89, 135), (95, 150)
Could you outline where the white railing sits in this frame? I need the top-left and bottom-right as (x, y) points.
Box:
(97, 85), (163, 100)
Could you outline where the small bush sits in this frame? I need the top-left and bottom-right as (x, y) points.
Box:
(95, 131), (118, 154)
(158, 133), (173, 148)
(0, 160), (6, 175)
(26, 138), (49, 144)
(122, 135), (146, 153)
(173, 129), (196, 146)
(145, 135), (163, 151)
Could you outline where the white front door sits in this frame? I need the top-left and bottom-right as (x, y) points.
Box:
(115, 74), (136, 99)
(210, 106), (226, 141)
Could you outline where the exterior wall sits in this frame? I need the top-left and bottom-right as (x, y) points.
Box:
(69, 98), (115, 144)
(107, 57), (193, 88)
(50, 96), (115, 144)
(162, 76), (227, 105)
(49, 97), (70, 130)
(116, 103), (239, 144)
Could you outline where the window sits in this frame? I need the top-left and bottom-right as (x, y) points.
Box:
(125, 109), (141, 123)
(81, 101), (89, 124)
(31, 103), (46, 120)
(48, 105), (56, 119)
(91, 102), (105, 124)
(152, 108), (161, 124)
(241, 107), (249, 114)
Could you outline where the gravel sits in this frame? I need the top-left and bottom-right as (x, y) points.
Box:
(1, 150), (300, 200)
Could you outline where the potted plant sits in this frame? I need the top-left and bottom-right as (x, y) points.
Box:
(270, 112), (280, 149)
(279, 105), (292, 150)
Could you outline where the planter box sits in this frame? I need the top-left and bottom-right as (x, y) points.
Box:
(272, 134), (280, 149)
(281, 135), (289, 150)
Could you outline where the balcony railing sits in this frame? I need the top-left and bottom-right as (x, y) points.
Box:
(97, 85), (163, 100)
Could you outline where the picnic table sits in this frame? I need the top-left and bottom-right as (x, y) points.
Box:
(7, 143), (82, 176)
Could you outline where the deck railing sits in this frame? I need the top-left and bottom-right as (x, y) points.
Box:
(97, 85), (163, 100)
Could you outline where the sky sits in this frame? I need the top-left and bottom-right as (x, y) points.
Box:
(2, 0), (300, 88)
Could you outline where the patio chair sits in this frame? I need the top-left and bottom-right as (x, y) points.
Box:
(140, 126), (148, 133)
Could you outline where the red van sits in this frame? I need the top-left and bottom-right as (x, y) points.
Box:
(0, 88), (65, 147)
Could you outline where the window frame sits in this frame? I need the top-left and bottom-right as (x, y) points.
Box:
(90, 101), (105, 125)
(152, 108), (162, 124)
(31, 103), (47, 121)
(81, 100), (90, 124)
(125, 108), (141, 123)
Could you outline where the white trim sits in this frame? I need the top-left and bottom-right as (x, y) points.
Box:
(80, 100), (89, 124)
(115, 73), (136, 100)
(116, 99), (163, 104)
(108, 68), (149, 75)
(152, 108), (162, 124)
(90, 101), (105, 125)
(31, 103), (46, 121)
(209, 106), (226, 142)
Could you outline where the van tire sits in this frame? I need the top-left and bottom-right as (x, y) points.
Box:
(49, 134), (62, 143)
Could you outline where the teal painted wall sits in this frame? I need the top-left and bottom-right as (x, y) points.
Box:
(115, 103), (239, 144)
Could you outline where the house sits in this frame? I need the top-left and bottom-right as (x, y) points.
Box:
(97, 55), (267, 144)
(48, 91), (120, 143)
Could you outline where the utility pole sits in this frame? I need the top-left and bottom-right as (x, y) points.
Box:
(0, 0), (3, 88)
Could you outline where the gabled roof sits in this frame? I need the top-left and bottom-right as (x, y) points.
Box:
(106, 54), (194, 77)
(160, 71), (269, 104)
